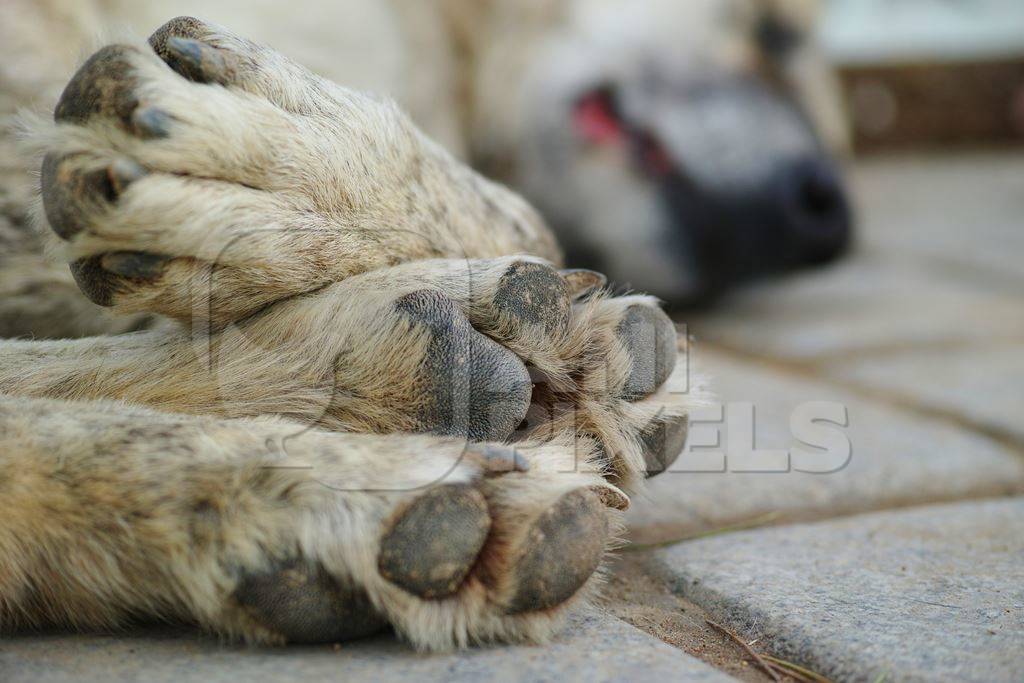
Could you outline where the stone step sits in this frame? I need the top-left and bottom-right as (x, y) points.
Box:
(627, 348), (1024, 545)
(656, 498), (1024, 683)
(0, 608), (736, 683)
(829, 344), (1024, 444)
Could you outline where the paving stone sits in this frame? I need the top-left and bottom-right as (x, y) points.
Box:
(626, 348), (1024, 545)
(828, 344), (1024, 444)
(685, 257), (1024, 361)
(850, 154), (1024, 290)
(657, 498), (1024, 683)
(0, 608), (735, 683)
(685, 154), (1024, 361)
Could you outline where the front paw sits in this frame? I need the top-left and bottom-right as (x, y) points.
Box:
(217, 443), (621, 649)
(37, 17), (556, 325)
(342, 257), (694, 489)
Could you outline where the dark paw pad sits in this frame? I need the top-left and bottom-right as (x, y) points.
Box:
(396, 289), (531, 442)
(41, 154), (146, 240)
(505, 489), (608, 614)
(639, 413), (689, 477)
(68, 252), (168, 307)
(234, 560), (387, 644)
(378, 484), (490, 599)
(54, 45), (142, 127)
(69, 257), (120, 307)
(493, 261), (571, 335)
(616, 305), (677, 401)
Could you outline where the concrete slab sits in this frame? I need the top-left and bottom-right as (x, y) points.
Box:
(657, 498), (1024, 683)
(0, 608), (736, 683)
(851, 154), (1024, 291)
(828, 344), (1024, 444)
(684, 258), (1024, 362)
(626, 348), (1024, 545)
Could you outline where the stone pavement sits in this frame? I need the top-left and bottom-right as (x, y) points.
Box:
(619, 152), (1024, 682)
(4, 155), (1021, 682)
(660, 499), (1024, 683)
(0, 609), (732, 683)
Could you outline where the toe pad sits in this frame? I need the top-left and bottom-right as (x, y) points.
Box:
(379, 484), (491, 599)
(506, 489), (608, 614)
(234, 560), (387, 644)
(617, 305), (678, 401)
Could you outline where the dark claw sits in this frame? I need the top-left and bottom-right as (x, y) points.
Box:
(505, 489), (608, 614)
(100, 252), (169, 280)
(107, 159), (148, 196)
(164, 36), (230, 85)
(467, 444), (531, 474)
(148, 16), (210, 58)
(560, 269), (607, 299)
(131, 107), (172, 139)
(378, 484), (491, 599)
(616, 304), (678, 401)
(639, 413), (689, 478)
(234, 559), (387, 644)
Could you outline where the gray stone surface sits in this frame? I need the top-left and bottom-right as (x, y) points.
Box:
(685, 258), (1024, 361)
(829, 344), (1024, 443)
(0, 608), (735, 683)
(659, 498), (1024, 683)
(850, 154), (1024, 291)
(685, 154), (1024, 362)
(626, 348), (1024, 545)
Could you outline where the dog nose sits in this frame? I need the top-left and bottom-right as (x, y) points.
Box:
(778, 157), (852, 265)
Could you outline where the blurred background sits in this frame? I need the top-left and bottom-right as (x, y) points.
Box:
(824, 0), (1024, 151)
(630, 0), (1024, 544)
(618, 8), (1024, 676)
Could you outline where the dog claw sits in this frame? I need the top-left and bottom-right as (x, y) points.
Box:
(467, 444), (531, 474)
(165, 36), (231, 84)
(560, 269), (607, 299)
(131, 107), (172, 139)
(107, 159), (148, 197)
(100, 251), (169, 280)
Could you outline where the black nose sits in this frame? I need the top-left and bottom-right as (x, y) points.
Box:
(777, 157), (852, 265)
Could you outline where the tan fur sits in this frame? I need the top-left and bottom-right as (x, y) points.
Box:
(0, 394), (629, 649)
(0, 11), (707, 650)
(1, 0), (847, 338)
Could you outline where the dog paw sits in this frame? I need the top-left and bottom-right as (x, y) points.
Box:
(331, 257), (693, 489)
(37, 18), (555, 325)
(217, 442), (619, 649)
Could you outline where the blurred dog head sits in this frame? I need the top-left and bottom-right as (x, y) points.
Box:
(468, 0), (853, 306)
